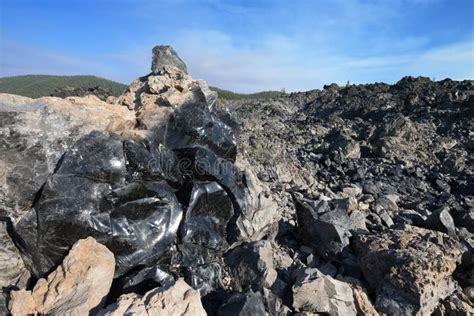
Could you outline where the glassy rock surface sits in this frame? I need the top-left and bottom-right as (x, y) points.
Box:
(15, 131), (184, 277)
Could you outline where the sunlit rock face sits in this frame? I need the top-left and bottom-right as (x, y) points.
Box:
(6, 45), (278, 314)
(1, 44), (472, 315)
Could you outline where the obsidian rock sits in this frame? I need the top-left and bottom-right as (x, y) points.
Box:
(15, 131), (184, 277)
(224, 240), (277, 291)
(181, 181), (234, 249)
(165, 101), (237, 161)
(217, 291), (267, 316)
(293, 195), (351, 259)
(151, 45), (188, 74)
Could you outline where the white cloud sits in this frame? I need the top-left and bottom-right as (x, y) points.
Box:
(170, 29), (473, 92)
(1, 31), (472, 93)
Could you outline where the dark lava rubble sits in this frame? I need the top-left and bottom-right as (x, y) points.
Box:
(227, 76), (474, 315)
(0, 46), (473, 315)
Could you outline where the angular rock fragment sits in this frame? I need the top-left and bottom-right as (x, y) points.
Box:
(293, 195), (351, 259)
(151, 45), (188, 74)
(177, 239), (229, 295)
(340, 183), (363, 197)
(425, 207), (457, 237)
(8, 289), (36, 315)
(354, 224), (464, 315)
(177, 147), (278, 244)
(217, 291), (267, 316)
(101, 279), (206, 316)
(9, 237), (115, 315)
(225, 240), (277, 291)
(109, 265), (175, 301)
(292, 268), (357, 315)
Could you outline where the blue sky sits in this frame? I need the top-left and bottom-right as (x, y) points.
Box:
(1, 0), (473, 92)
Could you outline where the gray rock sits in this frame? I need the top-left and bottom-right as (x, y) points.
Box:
(375, 195), (399, 213)
(395, 209), (426, 226)
(151, 45), (188, 74)
(218, 291), (268, 316)
(225, 240), (277, 291)
(0, 219), (29, 289)
(0, 219), (30, 314)
(317, 263), (338, 277)
(425, 208), (457, 237)
(262, 288), (291, 316)
(0, 293), (7, 316)
(317, 128), (361, 159)
(432, 291), (474, 316)
(340, 184), (363, 197)
(349, 210), (368, 231)
(375, 208), (394, 227)
(292, 267), (356, 315)
(293, 195), (351, 259)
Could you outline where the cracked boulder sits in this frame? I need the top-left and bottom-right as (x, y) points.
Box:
(354, 224), (464, 315)
(165, 100), (237, 160)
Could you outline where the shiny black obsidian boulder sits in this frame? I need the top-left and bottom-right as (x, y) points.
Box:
(14, 131), (184, 277)
(181, 181), (234, 249)
(176, 181), (235, 294)
(164, 101), (237, 161)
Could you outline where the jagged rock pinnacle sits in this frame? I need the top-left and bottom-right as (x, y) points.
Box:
(151, 45), (188, 74)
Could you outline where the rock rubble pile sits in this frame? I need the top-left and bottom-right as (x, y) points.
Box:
(0, 45), (472, 315)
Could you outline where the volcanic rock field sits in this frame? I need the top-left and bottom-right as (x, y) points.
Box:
(0, 46), (472, 315)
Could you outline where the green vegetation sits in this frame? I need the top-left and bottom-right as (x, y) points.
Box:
(0, 74), (285, 101)
(210, 86), (286, 101)
(0, 75), (128, 98)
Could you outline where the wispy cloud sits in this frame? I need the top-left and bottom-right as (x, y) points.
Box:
(1, 0), (472, 92)
(171, 29), (473, 92)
